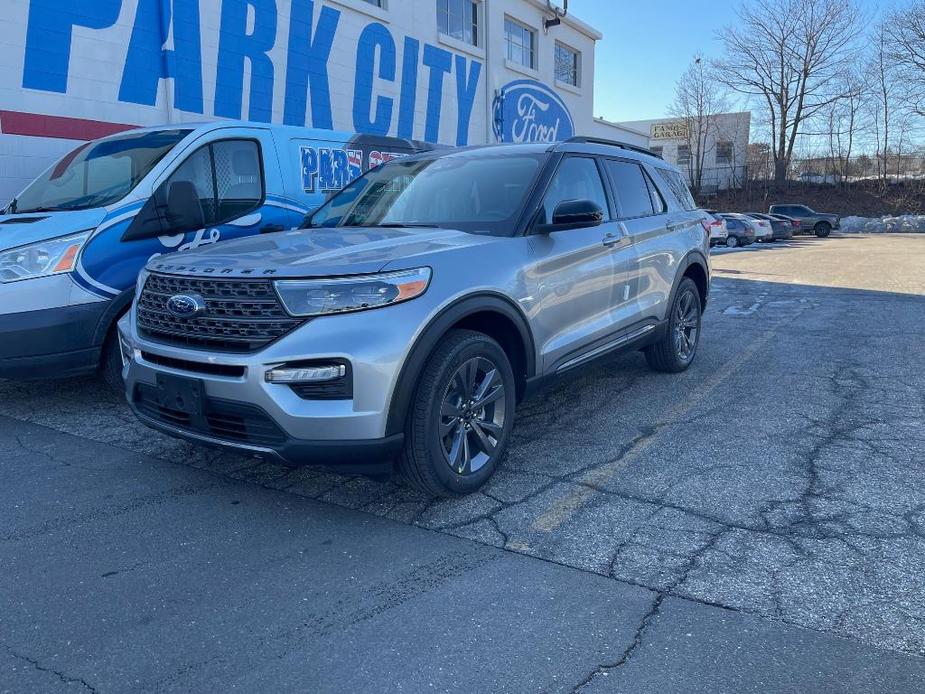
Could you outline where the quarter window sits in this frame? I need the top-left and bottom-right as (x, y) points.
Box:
(555, 42), (580, 86)
(505, 17), (536, 69)
(540, 157), (609, 225)
(604, 160), (655, 219)
(438, 0), (480, 47)
(656, 168), (697, 211)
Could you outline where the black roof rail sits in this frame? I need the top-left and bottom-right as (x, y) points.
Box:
(563, 136), (661, 159)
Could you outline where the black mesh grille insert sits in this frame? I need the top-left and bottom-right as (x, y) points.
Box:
(137, 273), (302, 352)
(134, 383), (286, 446)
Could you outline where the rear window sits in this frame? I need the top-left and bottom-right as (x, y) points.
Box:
(656, 168), (697, 211)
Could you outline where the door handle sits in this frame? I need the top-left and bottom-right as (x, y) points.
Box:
(602, 232), (623, 248)
(260, 223), (286, 234)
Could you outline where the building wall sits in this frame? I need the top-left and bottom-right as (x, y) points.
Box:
(0, 0), (642, 205)
(617, 112), (751, 191)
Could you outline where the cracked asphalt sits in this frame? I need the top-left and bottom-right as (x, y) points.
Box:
(1, 233), (924, 691)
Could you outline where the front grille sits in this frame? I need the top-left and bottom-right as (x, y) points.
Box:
(140, 352), (247, 379)
(137, 273), (302, 352)
(134, 383), (286, 447)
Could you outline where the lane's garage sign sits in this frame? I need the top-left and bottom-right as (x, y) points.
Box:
(17, 0), (483, 146)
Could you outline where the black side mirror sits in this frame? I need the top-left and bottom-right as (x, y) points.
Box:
(536, 199), (605, 233)
(164, 180), (205, 232)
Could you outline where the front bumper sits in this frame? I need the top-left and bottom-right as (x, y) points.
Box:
(0, 302), (108, 380)
(123, 297), (430, 468)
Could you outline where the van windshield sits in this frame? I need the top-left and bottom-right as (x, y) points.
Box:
(305, 153), (544, 236)
(9, 129), (191, 214)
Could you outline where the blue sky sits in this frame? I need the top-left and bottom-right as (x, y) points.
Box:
(567, 0), (881, 123)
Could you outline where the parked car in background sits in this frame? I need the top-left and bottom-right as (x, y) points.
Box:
(770, 213), (803, 235)
(747, 213), (793, 241)
(768, 204), (840, 237)
(745, 215), (774, 242)
(704, 212), (729, 247)
(719, 213), (756, 248)
(122, 138), (712, 497)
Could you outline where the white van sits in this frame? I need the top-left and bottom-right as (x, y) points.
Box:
(0, 121), (433, 384)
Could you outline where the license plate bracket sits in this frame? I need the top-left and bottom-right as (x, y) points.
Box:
(155, 373), (205, 418)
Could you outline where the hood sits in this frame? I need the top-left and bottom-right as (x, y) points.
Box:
(0, 209), (109, 252)
(146, 226), (501, 279)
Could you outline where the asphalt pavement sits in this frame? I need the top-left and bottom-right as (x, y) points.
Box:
(1, 233), (924, 692)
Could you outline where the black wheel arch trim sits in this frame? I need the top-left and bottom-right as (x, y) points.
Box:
(674, 249), (710, 309)
(91, 287), (135, 349)
(385, 292), (537, 438)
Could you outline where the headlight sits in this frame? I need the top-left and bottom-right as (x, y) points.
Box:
(0, 230), (93, 283)
(274, 267), (431, 317)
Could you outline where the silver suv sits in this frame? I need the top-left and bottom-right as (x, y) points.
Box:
(122, 138), (711, 496)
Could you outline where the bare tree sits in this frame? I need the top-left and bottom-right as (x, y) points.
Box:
(669, 57), (729, 194)
(819, 70), (865, 185)
(713, 0), (862, 184)
(885, 1), (925, 117)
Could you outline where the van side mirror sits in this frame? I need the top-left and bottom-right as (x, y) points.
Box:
(164, 181), (205, 233)
(536, 199), (605, 233)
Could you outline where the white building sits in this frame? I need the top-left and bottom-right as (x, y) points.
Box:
(617, 112), (751, 192)
(0, 0), (645, 204)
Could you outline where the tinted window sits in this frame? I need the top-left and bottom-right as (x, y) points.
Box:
(656, 168), (697, 211)
(166, 146), (216, 225)
(644, 171), (667, 214)
(541, 157), (609, 225)
(606, 160), (655, 218)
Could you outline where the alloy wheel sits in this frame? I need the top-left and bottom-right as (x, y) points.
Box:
(438, 357), (507, 475)
(674, 289), (700, 362)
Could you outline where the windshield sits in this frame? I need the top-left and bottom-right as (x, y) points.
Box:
(305, 153), (544, 236)
(9, 129), (191, 214)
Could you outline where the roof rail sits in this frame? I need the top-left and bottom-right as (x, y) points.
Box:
(563, 136), (661, 159)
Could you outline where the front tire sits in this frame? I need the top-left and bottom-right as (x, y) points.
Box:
(814, 222), (831, 238)
(645, 277), (703, 373)
(726, 235), (739, 248)
(398, 329), (516, 497)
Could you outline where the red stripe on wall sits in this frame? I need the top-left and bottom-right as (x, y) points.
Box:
(0, 111), (138, 140)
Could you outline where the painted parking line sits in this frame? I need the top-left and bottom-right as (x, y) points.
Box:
(529, 307), (806, 534)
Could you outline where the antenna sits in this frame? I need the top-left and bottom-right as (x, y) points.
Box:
(544, 0), (568, 32)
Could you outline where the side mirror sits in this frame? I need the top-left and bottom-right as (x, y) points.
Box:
(164, 180), (205, 233)
(536, 199), (605, 233)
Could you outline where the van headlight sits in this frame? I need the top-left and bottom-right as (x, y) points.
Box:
(274, 267), (431, 317)
(0, 230), (92, 283)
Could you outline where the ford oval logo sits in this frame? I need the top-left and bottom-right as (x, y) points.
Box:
(166, 294), (206, 319)
(493, 80), (575, 144)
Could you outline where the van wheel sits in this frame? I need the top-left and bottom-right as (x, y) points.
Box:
(814, 222), (831, 238)
(398, 330), (515, 497)
(100, 325), (125, 395)
(645, 278), (702, 373)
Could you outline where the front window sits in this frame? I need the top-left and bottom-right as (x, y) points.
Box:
(9, 130), (190, 214)
(438, 0), (480, 47)
(555, 42), (580, 86)
(505, 17), (536, 69)
(306, 153), (543, 237)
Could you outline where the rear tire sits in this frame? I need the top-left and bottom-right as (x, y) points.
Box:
(814, 222), (831, 238)
(397, 329), (516, 497)
(726, 236), (738, 248)
(645, 278), (703, 374)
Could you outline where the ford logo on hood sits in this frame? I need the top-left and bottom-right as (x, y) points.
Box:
(493, 80), (575, 144)
(166, 294), (207, 319)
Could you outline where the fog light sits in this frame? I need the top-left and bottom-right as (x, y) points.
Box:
(265, 364), (346, 384)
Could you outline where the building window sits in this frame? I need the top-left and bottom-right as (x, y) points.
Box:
(677, 144), (691, 166)
(505, 17), (536, 69)
(716, 141), (733, 165)
(554, 42), (580, 86)
(362, 0), (384, 5)
(438, 0), (480, 47)
(650, 146), (664, 159)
